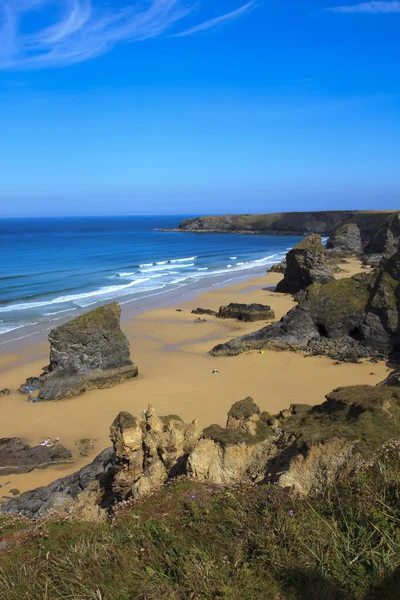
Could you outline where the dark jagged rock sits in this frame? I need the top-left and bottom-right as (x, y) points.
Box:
(327, 223), (362, 253)
(275, 235), (335, 294)
(385, 250), (400, 281)
(0, 389), (10, 396)
(268, 259), (287, 273)
(23, 303), (138, 401)
(18, 376), (45, 395)
(211, 252), (400, 361)
(217, 303), (275, 322)
(377, 369), (400, 387)
(362, 254), (382, 267)
(191, 308), (217, 316)
(0, 448), (114, 518)
(211, 305), (318, 356)
(0, 438), (73, 476)
(365, 213), (400, 258)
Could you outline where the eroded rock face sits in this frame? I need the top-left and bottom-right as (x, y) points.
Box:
(132, 408), (199, 499)
(23, 303), (138, 401)
(377, 369), (400, 387)
(327, 223), (363, 253)
(275, 235), (335, 294)
(3, 388), (400, 517)
(211, 251), (400, 362)
(109, 412), (144, 500)
(0, 448), (114, 518)
(0, 438), (73, 476)
(187, 397), (277, 484)
(217, 303), (275, 322)
(107, 407), (200, 502)
(365, 213), (400, 258)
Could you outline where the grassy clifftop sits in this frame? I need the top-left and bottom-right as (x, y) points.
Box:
(2, 447), (400, 599)
(173, 210), (398, 237)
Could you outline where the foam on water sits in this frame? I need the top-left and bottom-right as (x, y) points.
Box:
(0, 215), (300, 344)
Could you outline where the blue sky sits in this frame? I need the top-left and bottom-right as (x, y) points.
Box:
(0, 0), (399, 217)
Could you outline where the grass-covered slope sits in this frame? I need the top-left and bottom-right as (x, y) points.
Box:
(2, 446), (400, 600)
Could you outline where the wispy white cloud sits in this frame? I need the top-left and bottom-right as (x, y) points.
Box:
(327, 1), (400, 13)
(172, 1), (256, 37)
(0, 0), (255, 70)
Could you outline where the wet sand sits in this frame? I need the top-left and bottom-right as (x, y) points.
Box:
(0, 259), (389, 495)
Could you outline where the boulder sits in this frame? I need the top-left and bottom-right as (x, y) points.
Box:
(327, 223), (363, 253)
(364, 213), (400, 258)
(0, 389), (10, 396)
(0, 438), (73, 476)
(268, 259), (287, 274)
(216, 303), (275, 322)
(191, 308), (217, 316)
(23, 303), (138, 401)
(275, 234), (335, 294)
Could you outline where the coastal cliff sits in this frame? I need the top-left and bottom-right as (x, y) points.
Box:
(165, 210), (398, 238)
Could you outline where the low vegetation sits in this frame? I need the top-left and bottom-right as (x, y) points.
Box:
(1, 441), (400, 599)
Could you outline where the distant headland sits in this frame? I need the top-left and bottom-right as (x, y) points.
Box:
(160, 210), (399, 239)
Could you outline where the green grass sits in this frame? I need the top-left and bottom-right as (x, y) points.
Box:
(2, 443), (400, 599)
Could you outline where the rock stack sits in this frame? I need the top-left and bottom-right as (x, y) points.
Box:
(275, 234), (335, 294)
(20, 302), (138, 401)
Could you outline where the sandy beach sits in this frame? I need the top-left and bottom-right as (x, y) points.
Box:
(0, 260), (389, 496)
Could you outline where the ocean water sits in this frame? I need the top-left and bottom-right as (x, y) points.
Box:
(0, 216), (301, 345)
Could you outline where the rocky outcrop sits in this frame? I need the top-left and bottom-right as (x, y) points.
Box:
(21, 303), (138, 401)
(275, 235), (335, 294)
(268, 259), (287, 274)
(211, 251), (400, 361)
(0, 438), (73, 476)
(0, 448), (113, 518)
(108, 408), (200, 502)
(3, 386), (400, 517)
(327, 223), (362, 253)
(365, 213), (400, 258)
(133, 408), (199, 499)
(0, 388), (10, 396)
(187, 398), (276, 484)
(192, 304), (275, 322)
(191, 308), (217, 316)
(377, 369), (400, 387)
(216, 303), (275, 322)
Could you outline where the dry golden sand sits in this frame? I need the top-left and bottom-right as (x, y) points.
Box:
(0, 259), (389, 495)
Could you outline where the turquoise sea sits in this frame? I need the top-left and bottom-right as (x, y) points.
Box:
(0, 216), (302, 345)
